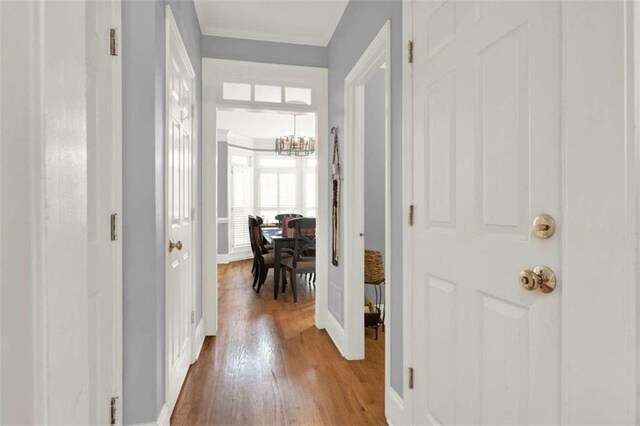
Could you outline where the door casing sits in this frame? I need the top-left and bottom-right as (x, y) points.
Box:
(202, 59), (328, 336)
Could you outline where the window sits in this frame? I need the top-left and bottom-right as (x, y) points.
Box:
(258, 157), (296, 168)
(303, 158), (317, 217)
(285, 87), (312, 105)
(252, 153), (317, 223)
(223, 82), (251, 101)
(254, 85), (281, 103)
(229, 150), (253, 253)
(256, 157), (298, 223)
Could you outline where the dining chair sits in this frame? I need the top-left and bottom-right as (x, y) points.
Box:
(248, 215), (258, 276)
(256, 215), (273, 249)
(274, 213), (303, 225)
(250, 216), (290, 293)
(280, 217), (316, 303)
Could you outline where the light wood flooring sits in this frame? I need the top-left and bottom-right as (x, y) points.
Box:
(170, 260), (386, 425)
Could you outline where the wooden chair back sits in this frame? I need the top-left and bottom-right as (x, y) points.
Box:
(275, 213), (303, 225)
(288, 217), (316, 265)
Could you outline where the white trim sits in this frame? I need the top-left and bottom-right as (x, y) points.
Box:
(399, 0), (414, 423)
(111, 0), (124, 422)
(202, 26), (328, 47)
(325, 313), (347, 357)
(217, 254), (229, 264)
(229, 252), (253, 262)
(157, 404), (170, 426)
(203, 58), (328, 338)
(199, 0), (347, 48)
(217, 217), (229, 223)
(385, 388), (405, 426)
(192, 318), (205, 363)
(342, 21), (391, 360)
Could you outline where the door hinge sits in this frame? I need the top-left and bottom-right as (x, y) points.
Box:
(110, 396), (118, 425)
(408, 367), (414, 389)
(191, 311), (195, 324)
(409, 205), (414, 226)
(408, 40), (414, 64)
(110, 28), (118, 56)
(110, 213), (118, 241)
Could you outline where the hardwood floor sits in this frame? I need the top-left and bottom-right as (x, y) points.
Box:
(171, 260), (386, 425)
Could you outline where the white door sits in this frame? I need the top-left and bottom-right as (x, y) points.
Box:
(411, 1), (560, 424)
(86, 0), (121, 423)
(166, 8), (195, 410)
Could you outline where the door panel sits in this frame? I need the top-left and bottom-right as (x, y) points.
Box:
(166, 15), (195, 410)
(412, 1), (561, 424)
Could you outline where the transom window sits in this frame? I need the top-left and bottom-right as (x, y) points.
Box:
(221, 81), (313, 106)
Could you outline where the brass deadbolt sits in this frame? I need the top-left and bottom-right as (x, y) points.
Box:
(532, 214), (555, 239)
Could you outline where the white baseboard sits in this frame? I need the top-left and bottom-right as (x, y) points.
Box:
(131, 404), (169, 426)
(193, 318), (205, 362)
(219, 252), (253, 264)
(156, 404), (170, 426)
(229, 252), (252, 262)
(325, 312), (346, 357)
(386, 387), (406, 425)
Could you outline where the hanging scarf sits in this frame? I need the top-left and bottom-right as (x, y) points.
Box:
(331, 127), (340, 266)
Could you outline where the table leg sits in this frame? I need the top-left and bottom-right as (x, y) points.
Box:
(274, 241), (281, 300)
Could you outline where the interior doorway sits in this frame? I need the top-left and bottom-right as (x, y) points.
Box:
(216, 107), (319, 305)
(341, 18), (392, 408)
(202, 59), (328, 337)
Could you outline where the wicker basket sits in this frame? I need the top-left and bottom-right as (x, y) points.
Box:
(364, 250), (385, 284)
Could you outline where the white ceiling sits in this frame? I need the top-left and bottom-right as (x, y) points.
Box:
(218, 110), (316, 140)
(194, 0), (348, 46)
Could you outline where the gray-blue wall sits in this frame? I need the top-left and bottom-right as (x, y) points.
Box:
(202, 35), (328, 68)
(364, 70), (386, 303)
(327, 0), (403, 396)
(122, 0), (202, 423)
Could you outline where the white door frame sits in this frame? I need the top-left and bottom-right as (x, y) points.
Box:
(110, 0), (124, 422)
(342, 21), (391, 359)
(202, 59), (328, 336)
(402, 1), (639, 423)
(341, 18), (395, 418)
(164, 5), (198, 413)
(400, 1), (414, 423)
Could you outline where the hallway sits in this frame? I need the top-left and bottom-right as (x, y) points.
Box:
(171, 261), (386, 425)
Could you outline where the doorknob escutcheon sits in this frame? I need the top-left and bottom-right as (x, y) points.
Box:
(519, 266), (556, 293)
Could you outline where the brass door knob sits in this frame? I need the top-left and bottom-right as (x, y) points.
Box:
(168, 239), (183, 252)
(519, 266), (556, 293)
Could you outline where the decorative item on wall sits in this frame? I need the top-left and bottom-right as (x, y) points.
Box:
(275, 114), (316, 156)
(331, 126), (340, 266)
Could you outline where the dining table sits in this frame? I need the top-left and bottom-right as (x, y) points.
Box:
(262, 227), (295, 300)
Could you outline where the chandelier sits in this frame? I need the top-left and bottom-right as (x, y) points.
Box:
(275, 114), (315, 156)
